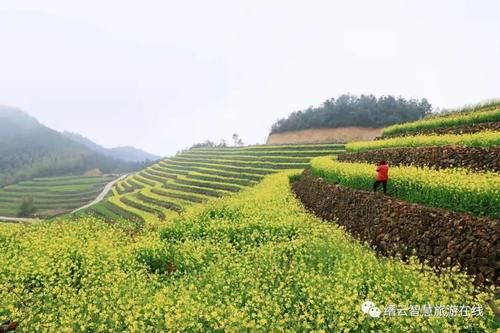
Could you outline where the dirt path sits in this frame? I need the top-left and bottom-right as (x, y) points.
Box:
(0, 216), (40, 223)
(0, 174), (127, 223)
(70, 174), (127, 214)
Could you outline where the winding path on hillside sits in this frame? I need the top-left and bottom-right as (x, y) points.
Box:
(0, 174), (127, 223)
(70, 174), (127, 214)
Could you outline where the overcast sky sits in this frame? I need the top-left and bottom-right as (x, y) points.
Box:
(0, 0), (499, 156)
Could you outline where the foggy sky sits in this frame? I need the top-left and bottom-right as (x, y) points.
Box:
(1, 0), (499, 156)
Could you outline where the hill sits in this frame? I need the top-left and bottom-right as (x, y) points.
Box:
(270, 94), (432, 135)
(0, 106), (151, 187)
(63, 131), (160, 162)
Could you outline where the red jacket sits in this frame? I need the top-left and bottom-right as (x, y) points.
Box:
(376, 164), (389, 181)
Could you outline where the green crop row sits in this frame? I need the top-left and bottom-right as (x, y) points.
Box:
(171, 157), (310, 169)
(137, 190), (185, 213)
(382, 108), (500, 137)
(163, 160), (276, 175)
(143, 167), (255, 186)
(0, 195), (95, 205)
(2, 183), (102, 193)
(186, 172), (256, 187)
(116, 178), (143, 194)
(346, 131), (500, 152)
(175, 177), (243, 193)
(126, 178), (145, 191)
(88, 202), (125, 222)
(104, 197), (145, 226)
(162, 182), (223, 198)
(191, 168), (263, 182)
(188, 166), (264, 182)
(191, 143), (345, 152)
(150, 187), (205, 204)
(120, 195), (166, 220)
(149, 166), (185, 177)
(184, 149), (344, 158)
(132, 174), (157, 187)
(23, 177), (112, 186)
(177, 154), (311, 164)
(138, 171), (169, 184)
(310, 156), (500, 218)
(0, 188), (101, 200)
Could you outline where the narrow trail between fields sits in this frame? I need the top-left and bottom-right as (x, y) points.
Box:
(70, 174), (128, 214)
(0, 174), (128, 223)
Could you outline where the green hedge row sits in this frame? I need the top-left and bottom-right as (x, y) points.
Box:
(136, 192), (183, 213)
(162, 182), (223, 198)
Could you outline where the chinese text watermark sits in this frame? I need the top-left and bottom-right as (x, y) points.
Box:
(361, 300), (484, 318)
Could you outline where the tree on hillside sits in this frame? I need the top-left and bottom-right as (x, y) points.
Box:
(218, 139), (227, 147)
(17, 196), (36, 217)
(190, 139), (228, 149)
(270, 94), (433, 134)
(232, 133), (244, 147)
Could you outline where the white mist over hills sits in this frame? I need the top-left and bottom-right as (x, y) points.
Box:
(1, 1), (499, 155)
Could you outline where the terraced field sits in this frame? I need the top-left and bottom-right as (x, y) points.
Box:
(0, 175), (116, 217)
(299, 103), (500, 288)
(1, 108), (499, 331)
(381, 101), (500, 137)
(95, 144), (345, 223)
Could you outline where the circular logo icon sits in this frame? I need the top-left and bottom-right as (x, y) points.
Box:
(361, 300), (381, 318)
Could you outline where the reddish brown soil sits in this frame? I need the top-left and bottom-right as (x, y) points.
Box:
(267, 127), (383, 145)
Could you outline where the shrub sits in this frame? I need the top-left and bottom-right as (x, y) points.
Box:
(17, 196), (36, 217)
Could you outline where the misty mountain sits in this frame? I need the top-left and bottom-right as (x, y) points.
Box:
(62, 131), (160, 162)
(0, 106), (153, 187)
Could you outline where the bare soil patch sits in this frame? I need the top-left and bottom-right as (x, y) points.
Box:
(267, 127), (383, 145)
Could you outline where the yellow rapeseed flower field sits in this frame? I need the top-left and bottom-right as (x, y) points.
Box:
(346, 130), (500, 152)
(0, 172), (496, 331)
(382, 107), (500, 136)
(310, 156), (500, 218)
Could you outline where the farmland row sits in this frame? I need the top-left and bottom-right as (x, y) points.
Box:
(310, 156), (499, 219)
(382, 106), (500, 137)
(346, 130), (499, 152)
(0, 175), (116, 217)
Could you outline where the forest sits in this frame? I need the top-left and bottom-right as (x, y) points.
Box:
(270, 94), (433, 133)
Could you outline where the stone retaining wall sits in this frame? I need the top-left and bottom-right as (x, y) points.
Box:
(338, 146), (500, 172)
(292, 170), (499, 286)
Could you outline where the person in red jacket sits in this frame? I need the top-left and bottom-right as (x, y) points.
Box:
(373, 160), (389, 194)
